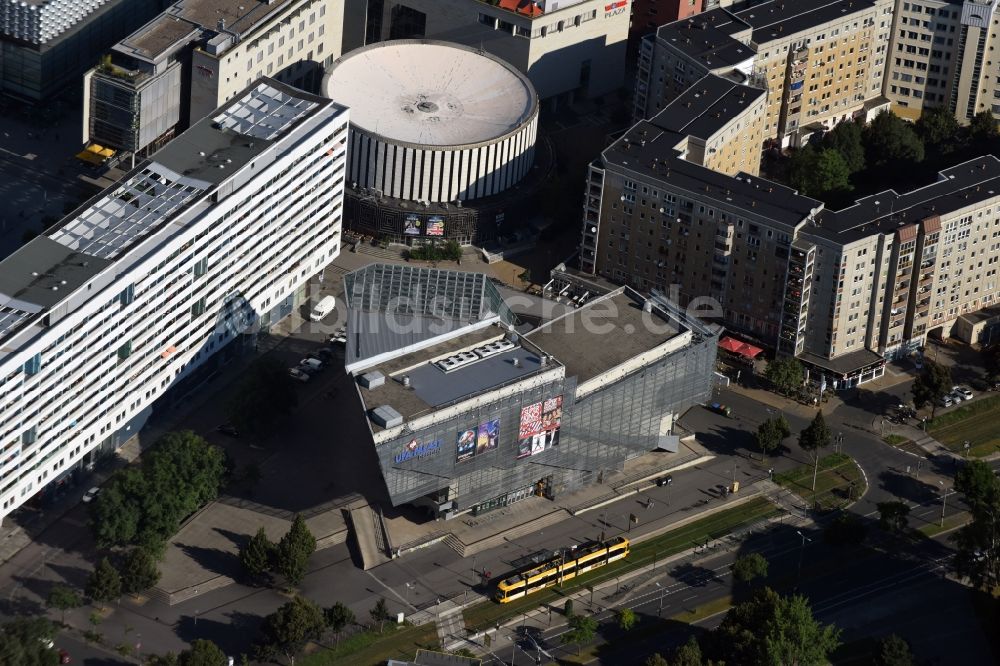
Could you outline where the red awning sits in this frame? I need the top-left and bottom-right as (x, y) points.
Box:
(718, 337), (764, 359)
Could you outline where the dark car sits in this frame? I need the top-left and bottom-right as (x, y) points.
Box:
(58, 649), (70, 664)
(656, 474), (673, 487)
(316, 348), (334, 362)
(216, 424), (239, 437)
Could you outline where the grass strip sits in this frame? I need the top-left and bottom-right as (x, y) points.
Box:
(296, 623), (439, 666)
(669, 594), (733, 625)
(462, 496), (781, 633)
(916, 511), (970, 537)
(882, 434), (908, 446)
(773, 453), (866, 511)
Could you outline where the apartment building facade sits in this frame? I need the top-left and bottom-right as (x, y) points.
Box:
(883, 0), (1000, 123)
(83, 0), (343, 157)
(636, 0), (894, 147)
(0, 80), (348, 522)
(369, 0), (629, 101)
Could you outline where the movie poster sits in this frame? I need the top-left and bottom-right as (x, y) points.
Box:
(404, 214), (421, 236)
(516, 396), (562, 458)
(426, 216), (445, 236)
(477, 418), (500, 455)
(456, 427), (477, 462)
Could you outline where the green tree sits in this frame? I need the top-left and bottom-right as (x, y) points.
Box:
(671, 636), (704, 666)
(240, 527), (275, 582)
(563, 598), (574, 618)
(705, 587), (840, 665)
(45, 584), (81, 624)
(821, 120), (866, 173)
(874, 634), (914, 666)
(644, 653), (671, 666)
(121, 547), (160, 594)
(952, 460), (1000, 591)
(323, 602), (355, 643)
(788, 147), (852, 198)
(177, 639), (228, 666)
(255, 596), (326, 665)
(764, 357), (805, 396)
(911, 360), (952, 416)
(969, 111), (999, 142)
(0, 617), (58, 666)
(228, 357), (299, 439)
(877, 501), (911, 533)
(798, 411), (831, 491)
(616, 607), (637, 631)
(275, 515), (316, 586)
(755, 415), (790, 463)
(915, 107), (961, 155)
(561, 614), (598, 655)
(369, 598), (391, 633)
(90, 467), (145, 549)
(863, 111), (925, 168)
(86, 557), (122, 606)
(732, 552), (769, 583)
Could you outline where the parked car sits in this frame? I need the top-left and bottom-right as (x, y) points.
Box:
(300, 357), (324, 371)
(706, 402), (732, 417)
(937, 394), (955, 408)
(298, 362), (321, 376)
(288, 367), (310, 382)
(58, 649), (71, 664)
(216, 424), (239, 437)
(81, 487), (100, 503)
(955, 385), (974, 400)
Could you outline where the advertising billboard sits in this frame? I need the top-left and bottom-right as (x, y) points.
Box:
(426, 216), (445, 236)
(456, 427), (477, 462)
(516, 395), (563, 459)
(404, 214), (421, 236)
(477, 418), (500, 455)
(395, 437), (441, 464)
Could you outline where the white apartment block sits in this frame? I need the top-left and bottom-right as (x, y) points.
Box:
(0, 79), (347, 522)
(85, 0), (344, 156)
(372, 0), (629, 101)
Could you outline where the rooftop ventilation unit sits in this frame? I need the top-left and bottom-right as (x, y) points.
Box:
(435, 350), (481, 373)
(472, 339), (517, 359)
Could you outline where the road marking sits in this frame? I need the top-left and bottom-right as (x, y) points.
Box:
(364, 570), (418, 612)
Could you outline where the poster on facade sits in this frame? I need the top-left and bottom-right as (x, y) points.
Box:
(516, 396), (562, 458)
(476, 418), (500, 455)
(426, 216), (445, 236)
(404, 214), (421, 236)
(456, 427), (477, 462)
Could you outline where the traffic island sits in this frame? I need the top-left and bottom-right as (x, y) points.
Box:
(772, 453), (867, 512)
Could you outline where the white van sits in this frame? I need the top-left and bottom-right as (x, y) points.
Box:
(309, 295), (336, 322)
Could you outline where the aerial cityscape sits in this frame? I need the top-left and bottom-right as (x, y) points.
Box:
(0, 0), (998, 664)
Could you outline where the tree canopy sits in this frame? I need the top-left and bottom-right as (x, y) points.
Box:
(863, 111), (925, 169)
(765, 357), (804, 396)
(876, 501), (911, 533)
(732, 552), (769, 583)
(874, 634), (915, 666)
(703, 587), (840, 665)
(616, 607), (637, 631)
(821, 120), (866, 173)
(227, 357), (298, 439)
(369, 598), (391, 633)
(91, 431), (226, 550)
(0, 617), (58, 666)
(915, 107), (961, 155)
(240, 527), (276, 582)
(177, 640), (229, 666)
(255, 596), (326, 665)
(561, 614), (598, 654)
(45, 584), (81, 623)
(86, 557), (122, 605)
(274, 514), (316, 587)
(755, 416), (790, 462)
(323, 602), (355, 642)
(798, 411), (831, 456)
(911, 361), (952, 413)
(788, 146), (852, 198)
(951, 460), (1000, 591)
(121, 547), (161, 594)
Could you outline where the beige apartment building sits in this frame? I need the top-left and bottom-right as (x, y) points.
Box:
(84, 0), (344, 157)
(883, 0), (1000, 123)
(636, 0), (894, 147)
(368, 0), (629, 101)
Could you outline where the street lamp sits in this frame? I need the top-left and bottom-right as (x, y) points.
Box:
(404, 582), (414, 607)
(964, 440), (971, 457)
(795, 530), (811, 586)
(655, 581), (665, 616)
(939, 480), (950, 527)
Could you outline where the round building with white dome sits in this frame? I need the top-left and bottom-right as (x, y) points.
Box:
(323, 40), (539, 211)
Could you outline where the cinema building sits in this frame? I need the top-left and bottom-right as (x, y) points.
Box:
(344, 263), (717, 518)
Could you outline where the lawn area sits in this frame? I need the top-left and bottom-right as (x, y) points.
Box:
(928, 395), (1000, 458)
(462, 496), (782, 633)
(773, 453), (866, 511)
(296, 623), (439, 666)
(916, 511), (970, 538)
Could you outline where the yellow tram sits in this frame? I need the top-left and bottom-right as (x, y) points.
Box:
(494, 537), (630, 603)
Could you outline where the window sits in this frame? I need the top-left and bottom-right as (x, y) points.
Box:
(118, 341), (132, 361)
(23, 353), (41, 376)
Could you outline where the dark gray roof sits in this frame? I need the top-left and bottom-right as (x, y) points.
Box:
(733, 0), (878, 45)
(655, 9), (755, 70)
(799, 348), (884, 377)
(653, 74), (765, 141)
(601, 120), (822, 231)
(343, 264), (517, 371)
(808, 156), (1000, 244)
(0, 237), (110, 310)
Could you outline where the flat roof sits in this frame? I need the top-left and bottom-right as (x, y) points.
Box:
(323, 40), (537, 147)
(809, 156), (1000, 244)
(733, 0), (877, 45)
(655, 9), (755, 69)
(527, 288), (688, 384)
(654, 74), (765, 141)
(118, 0), (294, 59)
(601, 120), (821, 231)
(357, 324), (558, 430)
